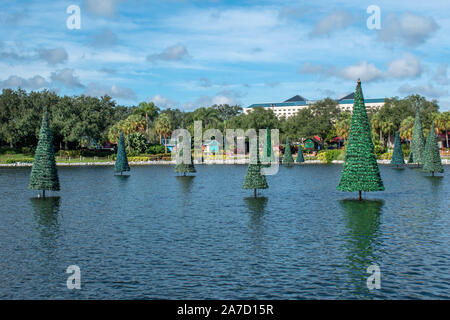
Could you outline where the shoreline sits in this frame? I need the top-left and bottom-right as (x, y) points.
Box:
(1, 159), (449, 167)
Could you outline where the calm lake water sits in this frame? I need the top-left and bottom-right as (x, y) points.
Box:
(0, 164), (448, 299)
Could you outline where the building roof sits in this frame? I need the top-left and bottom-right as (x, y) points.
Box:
(284, 94), (307, 102)
(339, 93), (354, 100)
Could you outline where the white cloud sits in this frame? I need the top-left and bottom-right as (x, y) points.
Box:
(386, 54), (422, 78)
(0, 75), (49, 90)
(50, 69), (84, 88)
(339, 61), (383, 82)
(379, 13), (439, 46)
(38, 48), (68, 65)
(90, 29), (118, 48)
(149, 94), (178, 108)
(147, 44), (190, 62)
(84, 82), (136, 100)
(310, 11), (353, 37)
(399, 84), (448, 98)
(433, 64), (449, 85)
(83, 0), (121, 17)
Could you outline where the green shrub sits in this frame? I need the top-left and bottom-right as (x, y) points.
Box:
(380, 152), (393, 160)
(317, 149), (342, 163)
(146, 144), (165, 154)
(4, 157), (34, 164)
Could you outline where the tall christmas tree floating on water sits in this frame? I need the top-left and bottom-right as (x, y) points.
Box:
(282, 136), (294, 164)
(422, 121), (444, 176)
(390, 131), (405, 168)
(175, 148), (196, 176)
(337, 79), (384, 200)
(261, 128), (274, 165)
(243, 136), (268, 198)
(114, 132), (130, 175)
(409, 109), (425, 167)
(296, 145), (305, 163)
(29, 111), (60, 198)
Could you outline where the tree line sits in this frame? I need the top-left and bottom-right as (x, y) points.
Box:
(0, 88), (449, 154)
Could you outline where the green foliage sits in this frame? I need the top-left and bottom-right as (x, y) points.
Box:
(317, 149), (342, 163)
(114, 132), (130, 174)
(174, 148), (196, 175)
(146, 144), (165, 154)
(410, 109), (425, 164)
(28, 111), (60, 192)
(390, 132), (405, 165)
(126, 132), (148, 155)
(337, 80), (384, 193)
(422, 122), (444, 174)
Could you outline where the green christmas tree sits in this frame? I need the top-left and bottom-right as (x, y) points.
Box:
(29, 111), (60, 198)
(243, 136), (268, 198)
(175, 148), (196, 176)
(114, 132), (130, 175)
(407, 150), (414, 164)
(337, 79), (384, 200)
(422, 121), (444, 176)
(283, 136), (294, 164)
(410, 109), (425, 165)
(261, 128), (274, 165)
(390, 131), (405, 167)
(296, 145), (305, 163)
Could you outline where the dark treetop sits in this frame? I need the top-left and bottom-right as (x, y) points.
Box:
(114, 132), (130, 173)
(29, 111), (60, 191)
(410, 109), (425, 164)
(296, 145), (305, 163)
(390, 131), (405, 166)
(175, 148), (196, 174)
(283, 136), (294, 164)
(422, 121), (444, 174)
(243, 137), (268, 190)
(337, 80), (384, 192)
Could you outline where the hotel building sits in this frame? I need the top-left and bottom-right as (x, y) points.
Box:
(244, 93), (385, 118)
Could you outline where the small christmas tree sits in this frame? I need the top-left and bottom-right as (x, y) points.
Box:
(390, 131), (405, 167)
(422, 121), (444, 176)
(243, 136), (268, 198)
(29, 111), (60, 198)
(410, 109), (425, 165)
(407, 150), (414, 164)
(261, 128), (274, 165)
(114, 132), (130, 175)
(175, 148), (196, 176)
(283, 136), (294, 164)
(296, 145), (305, 163)
(337, 79), (384, 200)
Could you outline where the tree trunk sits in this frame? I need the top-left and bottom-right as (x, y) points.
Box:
(446, 130), (449, 149)
(164, 136), (167, 153)
(358, 190), (362, 201)
(380, 129), (382, 144)
(42, 190), (46, 198)
(159, 134), (162, 145)
(254, 188), (257, 198)
(145, 113), (149, 137)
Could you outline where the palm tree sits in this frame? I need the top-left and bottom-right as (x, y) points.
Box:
(137, 101), (160, 136)
(371, 113), (383, 144)
(335, 118), (351, 143)
(434, 112), (450, 149)
(154, 113), (173, 153)
(399, 116), (414, 146)
(381, 120), (396, 147)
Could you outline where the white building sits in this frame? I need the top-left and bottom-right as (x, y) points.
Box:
(244, 93), (385, 118)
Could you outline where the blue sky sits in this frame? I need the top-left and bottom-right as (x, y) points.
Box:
(1, 0), (449, 110)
